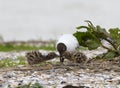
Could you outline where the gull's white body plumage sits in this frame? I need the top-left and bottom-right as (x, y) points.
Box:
(56, 34), (79, 52)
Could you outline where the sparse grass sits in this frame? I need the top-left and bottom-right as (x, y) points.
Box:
(0, 56), (59, 68)
(0, 56), (27, 68)
(0, 41), (88, 52)
(118, 80), (120, 84)
(9, 82), (43, 88)
(0, 43), (55, 52)
(39, 45), (55, 51)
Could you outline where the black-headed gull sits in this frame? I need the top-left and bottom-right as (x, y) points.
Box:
(56, 34), (79, 63)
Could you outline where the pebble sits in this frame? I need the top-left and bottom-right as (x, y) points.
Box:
(61, 81), (67, 84)
(4, 71), (16, 78)
(1, 68), (120, 88)
(0, 50), (120, 88)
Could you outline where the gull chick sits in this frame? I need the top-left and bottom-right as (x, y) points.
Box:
(56, 34), (79, 63)
(25, 51), (59, 65)
(62, 51), (87, 63)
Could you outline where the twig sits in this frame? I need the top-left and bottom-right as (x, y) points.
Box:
(104, 38), (117, 50)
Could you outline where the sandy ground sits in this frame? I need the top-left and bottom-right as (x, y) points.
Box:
(0, 43), (120, 88)
(0, 52), (120, 88)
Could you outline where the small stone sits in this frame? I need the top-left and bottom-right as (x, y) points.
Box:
(63, 85), (90, 88)
(0, 84), (2, 87)
(4, 71), (16, 78)
(61, 81), (67, 84)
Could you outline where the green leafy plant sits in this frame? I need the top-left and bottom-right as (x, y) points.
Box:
(74, 20), (120, 59)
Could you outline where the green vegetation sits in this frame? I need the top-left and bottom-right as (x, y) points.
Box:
(16, 82), (43, 88)
(8, 82), (43, 88)
(0, 43), (55, 52)
(118, 80), (120, 84)
(0, 56), (27, 68)
(0, 56), (59, 68)
(74, 20), (120, 60)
